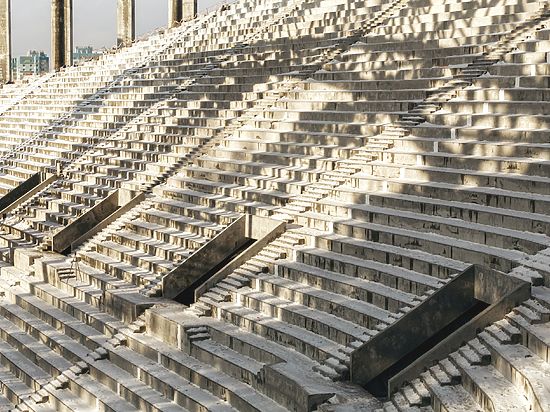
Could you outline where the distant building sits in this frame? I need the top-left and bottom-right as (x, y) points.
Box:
(73, 46), (101, 63)
(11, 51), (49, 80)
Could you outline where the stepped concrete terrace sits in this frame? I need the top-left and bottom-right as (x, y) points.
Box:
(0, 0), (546, 410)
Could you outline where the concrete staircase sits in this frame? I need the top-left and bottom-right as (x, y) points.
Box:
(75, 195), (239, 297)
(0, 0), (547, 410)
(189, 226), (461, 382)
(0, 258), (292, 412)
(380, 285), (550, 412)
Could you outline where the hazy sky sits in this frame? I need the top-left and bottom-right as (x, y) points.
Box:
(12, 0), (220, 57)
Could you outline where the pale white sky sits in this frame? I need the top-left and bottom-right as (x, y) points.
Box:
(12, 0), (220, 57)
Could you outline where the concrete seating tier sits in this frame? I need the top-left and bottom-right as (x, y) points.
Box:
(181, 0), (550, 408)
(0, 261), (299, 412)
(0, 0), (391, 242)
(190, 225), (465, 381)
(0, 24), (189, 163)
(0, 0), (547, 410)
(0, 0), (312, 241)
(380, 285), (550, 412)
(75, 195), (238, 296)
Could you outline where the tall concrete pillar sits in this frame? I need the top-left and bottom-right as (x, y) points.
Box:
(0, 0), (11, 83)
(117, 0), (135, 48)
(51, 0), (73, 70)
(169, 0), (197, 28)
(183, 0), (198, 22)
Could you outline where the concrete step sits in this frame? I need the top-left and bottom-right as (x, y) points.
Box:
(315, 232), (469, 279)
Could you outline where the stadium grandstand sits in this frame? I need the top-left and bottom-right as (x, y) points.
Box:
(0, 0), (548, 410)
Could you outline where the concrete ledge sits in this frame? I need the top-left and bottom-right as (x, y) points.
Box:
(145, 304), (199, 349)
(104, 287), (160, 323)
(52, 189), (143, 254)
(350, 265), (477, 389)
(0, 173), (57, 216)
(162, 215), (249, 300)
(194, 215), (286, 300)
(70, 191), (145, 252)
(13, 247), (44, 273)
(388, 266), (530, 395)
(264, 362), (335, 412)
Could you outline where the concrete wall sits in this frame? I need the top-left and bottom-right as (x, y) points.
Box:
(388, 267), (530, 394)
(70, 192), (145, 252)
(474, 266), (524, 303)
(194, 216), (286, 300)
(52, 189), (120, 253)
(162, 215), (248, 299)
(351, 264), (531, 393)
(0, 0), (10, 83)
(0, 173), (57, 217)
(117, 0), (135, 48)
(350, 266), (477, 387)
(51, 0), (73, 70)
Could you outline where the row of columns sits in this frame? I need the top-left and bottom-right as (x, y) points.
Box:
(0, 0), (197, 83)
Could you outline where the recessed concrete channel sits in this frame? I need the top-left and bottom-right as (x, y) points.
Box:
(350, 265), (530, 398)
(52, 189), (145, 254)
(163, 214), (286, 300)
(0, 172), (57, 217)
